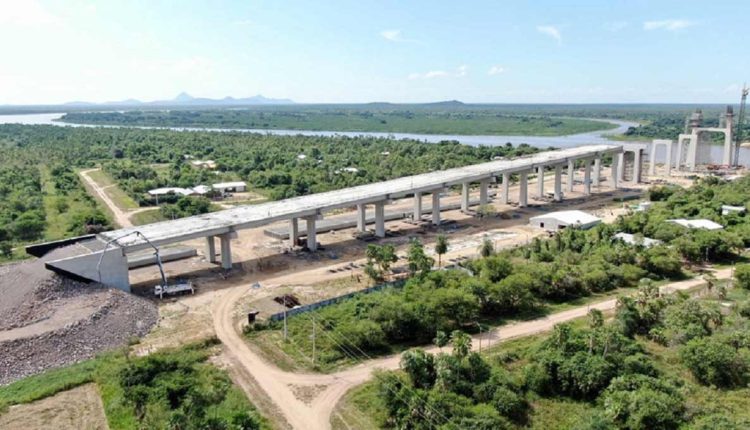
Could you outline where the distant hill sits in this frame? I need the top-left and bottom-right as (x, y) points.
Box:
(64, 92), (295, 107)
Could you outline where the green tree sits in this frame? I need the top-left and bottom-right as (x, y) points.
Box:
(407, 239), (434, 277)
(451, 330), (472, 360)
(434, 234), (449, 267)
(735, 264), (750, 290)
(478, 237), (494, 258)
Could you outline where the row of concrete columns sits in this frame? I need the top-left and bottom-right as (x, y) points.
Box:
(207, 154), (618, 263)
(205, 233), (236, 269)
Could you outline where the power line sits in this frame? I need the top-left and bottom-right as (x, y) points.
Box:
(298, 311), (451, 428)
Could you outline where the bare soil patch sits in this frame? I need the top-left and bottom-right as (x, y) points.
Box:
(0, 383), (108, 430)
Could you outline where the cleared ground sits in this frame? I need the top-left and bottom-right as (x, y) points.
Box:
(0, 383), (108, 430)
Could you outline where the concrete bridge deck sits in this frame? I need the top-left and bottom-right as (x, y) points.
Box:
(47, 144), (624, 291)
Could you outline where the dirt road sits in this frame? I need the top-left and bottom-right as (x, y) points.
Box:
(213, 254), (730, 430)
(79, 168), (133, 228)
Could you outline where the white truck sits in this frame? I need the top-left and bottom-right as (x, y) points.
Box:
(154, 282), (194, 299)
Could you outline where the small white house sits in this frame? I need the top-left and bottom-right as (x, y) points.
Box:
(190, 160), (217, 169)
(148, 187), (195, 197)
(613, 232), (661, 248)
(192, 185), (213, 195)
(530, 210), (602, 231)
(668, 219), (724, 230)
(212, 181), (247, 193)
(721, 205), (746, 216)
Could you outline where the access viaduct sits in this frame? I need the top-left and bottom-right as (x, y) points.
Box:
(45, 144), (627, 291)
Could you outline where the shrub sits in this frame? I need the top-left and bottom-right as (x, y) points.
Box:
(680, 336), (749, 388)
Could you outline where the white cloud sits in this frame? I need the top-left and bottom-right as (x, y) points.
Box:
(604, 21), (628, 32)
(381, 29), (402, 42)
(409, 65), (467, 80)
(536, 25), (561, 44)
(643, 19), (695, 31)
(488, 65), (505, 75)
(0, 0), (62, 27)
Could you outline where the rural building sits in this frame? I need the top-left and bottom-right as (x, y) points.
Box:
(213, 181), (247, 193)
(613, 232), (661, 248)
(192, 185), (213, 195)
(721, 205), (746, 215)
(668, 219), (724, 230)
(190, 160), (217, 169)
(148, 187), (195, 197)
(529, 210), (601, 231)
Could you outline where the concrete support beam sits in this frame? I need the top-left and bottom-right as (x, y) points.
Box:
(611, 154), (620, 189)
(219, 234), (232, 270)
(518, 171), (528, 207)
(536, 166), (544, 198)
(479, 180), (489, 206)
(461, 183), (470, 212)
(374, 202), (386, 238)
(723, 130), (733, 166)
(593, 157), (601, 187)
(305, 216), (317, 251)
(553, 164), (562, 202)
(205, 235), (217, 263)
(567, 160), (575, 193)
(633, 150), (642, 183)
(413, 192), (423, 221)
(500, 173), (510, 205)
(431, 191), (441, 226)
(583, 159), (592, 195)
(289, 218), (299, 247)
(46, 246), (130, 292)
(616, 153), (625, 183)
(356, 204), (366, 232)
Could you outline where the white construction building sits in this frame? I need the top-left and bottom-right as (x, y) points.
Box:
(668, 219), (724, 230)
(212, 181), (247, 193)
(529, 210), (602, 231)
(613, 232), (661, 248)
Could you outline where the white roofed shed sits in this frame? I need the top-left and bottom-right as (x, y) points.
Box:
(530, 210), (602, 231)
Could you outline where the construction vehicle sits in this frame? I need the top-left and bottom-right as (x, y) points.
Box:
(96, 230), (194, 299)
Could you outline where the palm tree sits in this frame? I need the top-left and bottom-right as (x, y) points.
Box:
(434, 235), (449, 267)
(450, 330), (472, 359)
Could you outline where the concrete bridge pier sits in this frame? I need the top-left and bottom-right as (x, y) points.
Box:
(616, 153), (624, 185)
(567, 160), (575, 193)
(537, 166), (545, 198)
(431, 191), (441, 226)
(305, 216), (317, 251)
(374, 202), (386, 238)
(611, 155), (620, 189)
(500, 173), (510, 205)
(461, 183), (470, 212)
(289, 218), (299, 247)
(479, 180), (489, 206)
(593, 157), (601, 187)
(583, 159), (592, 195)
(356, 204), (366, 232)
(413, 192), (423, 221)
(553, 164), (562, 202)
(205, 236), (217, 263)
(219, 233), (233, 269)
(518, 171), (528, 207)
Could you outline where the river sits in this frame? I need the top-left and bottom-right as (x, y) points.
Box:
(0, 112), (747, 165)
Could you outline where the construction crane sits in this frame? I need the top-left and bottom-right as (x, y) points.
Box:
(96, 230), (193, 298)
(734, 84), (748, 167)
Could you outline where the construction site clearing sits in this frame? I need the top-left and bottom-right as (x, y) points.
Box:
(4, 141), (740, 429)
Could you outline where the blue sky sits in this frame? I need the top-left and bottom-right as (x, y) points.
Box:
(0, 0), (748, 104)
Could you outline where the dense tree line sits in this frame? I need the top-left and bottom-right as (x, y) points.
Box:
(375, 281), (750, 429)
(60, 108), (612, 136)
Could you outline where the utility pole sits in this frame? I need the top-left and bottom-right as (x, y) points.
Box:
(283, 295), (288, 341)
(735, 84), (748, 167)
(312, 315), (316, 365)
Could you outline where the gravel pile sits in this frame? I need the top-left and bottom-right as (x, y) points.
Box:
(0, 247), (159, 385)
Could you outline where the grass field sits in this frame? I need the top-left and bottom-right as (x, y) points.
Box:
(130, 208), (165, 225)
(85, 168), (139, 210)
(0, 340), (270, 429)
